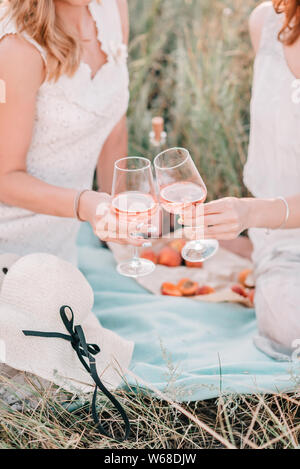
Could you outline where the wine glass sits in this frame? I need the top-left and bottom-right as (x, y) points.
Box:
(111, 157), (158, 278)
(154, 147), (219, 263)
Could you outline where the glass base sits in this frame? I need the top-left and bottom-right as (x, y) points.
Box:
(182, 239), (219, 263)
(117, 258), (155, 278)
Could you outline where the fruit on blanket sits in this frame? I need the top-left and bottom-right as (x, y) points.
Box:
(196, 285), (216, 296)
(161, 282), (183, 297)
(248, 289), (255, 305)
(177, 278), (199, 296)
(168, 239), (186, 253)
(185, 260), (203, 268)
(158, 247), (182, 267)
(244, 272), (255, 288)
(140, 249), (158, 264)
(238, 269), (254, 288)
(231, 284), (248, 298)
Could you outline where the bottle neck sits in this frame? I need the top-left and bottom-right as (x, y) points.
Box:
(149, 131), (167, 152)
(150, 116), (167, 152)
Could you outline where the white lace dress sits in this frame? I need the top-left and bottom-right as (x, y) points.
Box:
(0, 0), (129, 264)
(244, 5), (300, 359)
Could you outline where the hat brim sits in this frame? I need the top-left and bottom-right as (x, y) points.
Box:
(0, 302), (134, 394)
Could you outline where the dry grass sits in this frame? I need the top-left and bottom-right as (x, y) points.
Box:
(0, 375), (299, 449)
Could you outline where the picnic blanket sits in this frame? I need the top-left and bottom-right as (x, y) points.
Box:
(78, 224), (299, 402)
(109, 238), (254, 307)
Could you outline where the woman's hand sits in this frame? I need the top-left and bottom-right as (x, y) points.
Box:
(180, 195), (296, 240)
(79, 191), (146, 246)
(180, 197), (252, 241)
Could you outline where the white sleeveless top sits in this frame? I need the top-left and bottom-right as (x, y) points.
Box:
(244, 5), (300, 269)
(0, 0), (129, 264)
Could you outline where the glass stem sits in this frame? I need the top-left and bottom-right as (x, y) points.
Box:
(132, 246), (140, 263)
(194, 240), (204, 250)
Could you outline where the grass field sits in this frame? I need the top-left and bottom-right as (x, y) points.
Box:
(128, 0), (255, 200)
(0, 0), (300, 450)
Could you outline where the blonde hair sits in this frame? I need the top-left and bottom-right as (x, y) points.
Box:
(2, 0), (101, 81)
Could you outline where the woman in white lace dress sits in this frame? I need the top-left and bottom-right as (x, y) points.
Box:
(184, 0), (300, 358)
(0, 0), (137, 265)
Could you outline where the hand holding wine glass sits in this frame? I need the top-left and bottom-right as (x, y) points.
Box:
(110, 156), (159, 278)
(94, 201), (148, 247)
(154, 147), (219, 262)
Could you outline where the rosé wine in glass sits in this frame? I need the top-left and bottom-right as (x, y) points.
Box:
(154, 148), (219, 263)
(111, 157), (158, 278)
(112, 191), (158, 218)
(160, 181), (207, 215)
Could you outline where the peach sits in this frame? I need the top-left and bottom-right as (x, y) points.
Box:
(168, 239), (186, 253)
(185, 260), (203, 269)
(231, 284), (248, 298)
(177, 278), (199, 297)
(158, 247), (182, 267)
(141, 249), (158, 264)
(238, 269), (254, 288)
(161, 282), (183, 297)
(196, 285), (216, 295)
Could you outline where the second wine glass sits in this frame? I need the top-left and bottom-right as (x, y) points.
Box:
(154, 147), (219, 263)
(112, 156), (158, 278)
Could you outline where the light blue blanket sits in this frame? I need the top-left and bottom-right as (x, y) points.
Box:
(77, 224), (299, 402)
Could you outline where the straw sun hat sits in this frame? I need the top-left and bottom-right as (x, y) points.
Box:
(0, 252), (134, 440)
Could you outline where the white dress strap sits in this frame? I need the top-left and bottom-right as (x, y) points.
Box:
(257, 5), (282, 57)
(88, 0), (124, 46)
(0, 7), (47, 66)
(21, 32), (47, 66)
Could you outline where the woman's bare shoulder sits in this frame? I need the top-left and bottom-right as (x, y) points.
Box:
(116, 0), (129, 45)
(0, 34), (45, 95)
(249, 1), (273, 53)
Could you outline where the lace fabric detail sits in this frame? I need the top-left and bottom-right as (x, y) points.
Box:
(0, 0), (129, 264)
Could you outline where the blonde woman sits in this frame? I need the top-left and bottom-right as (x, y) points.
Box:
(0, 0), (138, 264)
(183, 0), (300, 358)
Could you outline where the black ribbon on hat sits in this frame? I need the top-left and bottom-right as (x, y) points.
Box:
(23, 305), (130, 442)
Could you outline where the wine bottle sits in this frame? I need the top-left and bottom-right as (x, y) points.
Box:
(149, 117), (176, 237)
(149, 117), (167, 153)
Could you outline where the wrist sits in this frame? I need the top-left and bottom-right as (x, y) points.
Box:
(246, 197), (287, 230)
(78, 191), (111, 223)
(244, 198), (261, 229)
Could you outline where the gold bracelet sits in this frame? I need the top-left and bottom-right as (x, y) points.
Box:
(74, 190), (90, 222)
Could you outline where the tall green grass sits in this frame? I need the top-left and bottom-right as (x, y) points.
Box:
(1, 0), (299, 451)
(128, 0), (257, 199)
